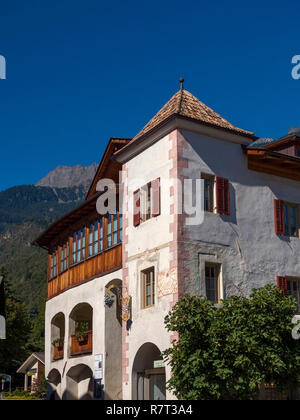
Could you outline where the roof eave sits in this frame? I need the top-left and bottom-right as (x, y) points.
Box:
(114, 114), (257, 164)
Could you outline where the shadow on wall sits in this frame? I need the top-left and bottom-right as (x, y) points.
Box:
(63, 364), (93, 400)
(104, 278), (123, 400)
(47, 368), (61, 400)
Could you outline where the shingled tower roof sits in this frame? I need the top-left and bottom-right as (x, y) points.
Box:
(132, 86), (254, 142)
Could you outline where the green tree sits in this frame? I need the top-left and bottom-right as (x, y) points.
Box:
(28, 298), (45, 352)
(163, 285), (300, 400)
(0, 267), (32, 386)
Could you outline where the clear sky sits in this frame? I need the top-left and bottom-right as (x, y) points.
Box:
(0, 0), (299, 190)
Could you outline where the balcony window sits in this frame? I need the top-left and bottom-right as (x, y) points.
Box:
(72, 229), (85, 265)
(60, 242), (69, 273)
(50, 248), (58, 279)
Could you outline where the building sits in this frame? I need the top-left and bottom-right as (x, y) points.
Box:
(35, 81), (300, 400)
(17, 352), (45, 394)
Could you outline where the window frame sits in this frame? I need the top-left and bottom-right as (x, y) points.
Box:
(205, 263), (221, 304)
(60, 242), (69, 274)
(201, 173), (215, 213)
(283, 201), (300, 238)
(141, 182), (152, 223)
(50, 248), (58, 279)
(72, 228), (86, 266)
(141, 267), (155, 309)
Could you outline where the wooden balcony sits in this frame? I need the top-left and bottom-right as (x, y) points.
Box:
(47, 244), (122, 299)
(70, 331), (93, 356)
(53, 344), (64, 361)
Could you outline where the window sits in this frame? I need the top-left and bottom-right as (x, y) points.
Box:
(274, 199), (299, 237)
(142, 183), (152, 222)
(107, 215), (112, 248)
(50, 248), (58, 279)
(133, 178), (160, 227)
(60, 242), (69, 273)
(142, 267), (155, 308)
(119, 213), (123, 242)
(88, 219), (104, 257)
(201, 173), (214, 212)
(287, 278), (300, 313)
(284, 203), (299, 237)
(72, 229), (85, 265)
(106, 213), (122, 248)
(205, 263), (221, 304)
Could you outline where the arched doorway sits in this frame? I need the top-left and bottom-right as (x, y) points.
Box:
(65, 364), (93, 400)
(69, 303), (93, 357)
(104, 279), (122, 400)
(132, 343), (166, 401)
(47, 369), (61, 400)
(51, 312), (65, 361)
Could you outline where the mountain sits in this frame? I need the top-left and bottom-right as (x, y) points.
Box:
(0, 163), (98, 320)
(0, 184), (87, 233)
(36, 163), (98, 189)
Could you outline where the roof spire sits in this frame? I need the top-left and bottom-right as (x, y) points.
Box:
(179, 77), (184, 90)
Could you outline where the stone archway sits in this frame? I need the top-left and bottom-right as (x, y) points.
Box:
(69, 303), (93, 357)
(65, 364), (93, 400)
(132, 343), (166, 401)
(51, 312), (65, 361)
(47, 369), (61, 400)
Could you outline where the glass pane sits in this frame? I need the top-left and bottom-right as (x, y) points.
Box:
(94, 241), (98, 254)
(89, 245), (93, 257)
(99, 219), (103, 239)
(107, 218), (111, 234)
(107, 235), (112, 248)
(150, 374), (166, 401)
(99, 239), (103, 252)
(113, 232), (118, 245)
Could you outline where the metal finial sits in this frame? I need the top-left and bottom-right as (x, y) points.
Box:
(179, 77), (184, 90)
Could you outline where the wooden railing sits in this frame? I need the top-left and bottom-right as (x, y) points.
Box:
(53, 344), (64, 361)
(47, 244), (122, 299)
(70, 331), (93, 356)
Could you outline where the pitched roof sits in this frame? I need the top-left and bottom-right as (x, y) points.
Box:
(17, 352), (45, 374)
(132, 88), (254, 142)
(248, 137), (277, 149)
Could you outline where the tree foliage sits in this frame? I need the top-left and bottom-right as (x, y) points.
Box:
(163, 285), (300, 400)
(0, 267), (32, 386)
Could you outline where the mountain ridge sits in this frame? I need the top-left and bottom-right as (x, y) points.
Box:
(36, 162), (98, 189)
(0, 162), (98, 318)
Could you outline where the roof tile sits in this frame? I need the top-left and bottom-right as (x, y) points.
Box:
(132, 88), (254, 142)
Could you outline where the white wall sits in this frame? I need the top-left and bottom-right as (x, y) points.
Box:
(181, 129), (300, 298)
(123, 133), (175, 400)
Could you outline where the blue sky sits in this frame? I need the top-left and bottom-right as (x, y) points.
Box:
(0, 0), (299, 190)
